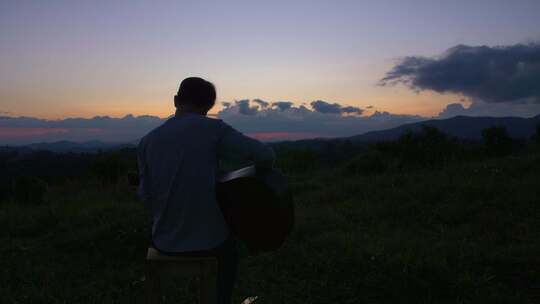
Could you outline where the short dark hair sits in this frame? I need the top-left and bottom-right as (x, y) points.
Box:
(174, 77), (216, 109)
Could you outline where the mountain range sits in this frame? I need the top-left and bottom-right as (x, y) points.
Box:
(349, 114), (540, 142)
(0, 140), (135, 153)
(2, 115), (540, 153)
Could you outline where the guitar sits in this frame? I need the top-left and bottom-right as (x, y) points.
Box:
(129, 166), (295, 252)
(217, 165), (294, 252)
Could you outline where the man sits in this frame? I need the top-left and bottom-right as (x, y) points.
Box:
(137, 77), (275, 304)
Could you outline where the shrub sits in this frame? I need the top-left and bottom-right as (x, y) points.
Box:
(533, 124), (540, 145)
(12, 176), (48, 204)
(376, 125), (459, 168)
(342, 151), (387, 176)
(275, 148), (319, 174)
(481, 126), (513, 157)
(92, 153), (128, 185)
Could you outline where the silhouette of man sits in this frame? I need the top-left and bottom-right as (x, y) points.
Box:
(137, 77), (275, 304)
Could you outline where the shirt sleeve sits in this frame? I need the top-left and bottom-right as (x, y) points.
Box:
(217, 120), (275, 167)
(137, 136), (151, 206)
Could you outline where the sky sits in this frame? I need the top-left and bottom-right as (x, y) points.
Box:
(1, 0), (540, 144)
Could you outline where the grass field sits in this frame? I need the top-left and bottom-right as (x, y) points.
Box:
(2, 150), (540, 303)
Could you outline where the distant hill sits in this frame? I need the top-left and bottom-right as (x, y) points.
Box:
(2, 140), (136, 153)
(3, 115), (540, 153)
(349, 114), (540, 142)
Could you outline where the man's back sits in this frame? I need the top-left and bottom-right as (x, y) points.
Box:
(138, 112), (274, 252)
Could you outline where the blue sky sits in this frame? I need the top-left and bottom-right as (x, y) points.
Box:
(1, 0), (540, 143)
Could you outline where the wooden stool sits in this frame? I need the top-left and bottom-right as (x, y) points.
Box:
(146, 247), (218, 304)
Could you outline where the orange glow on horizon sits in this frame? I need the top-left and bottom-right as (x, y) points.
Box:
(2, 87), (465, 120)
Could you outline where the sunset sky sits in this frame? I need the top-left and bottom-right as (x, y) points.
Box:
(1, 0), (540, 143)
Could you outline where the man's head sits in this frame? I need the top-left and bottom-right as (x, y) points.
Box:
(174, 77), (216, 114)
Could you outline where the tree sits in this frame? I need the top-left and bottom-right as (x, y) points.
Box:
(420, 124), (448, 144)
(342, 151), (387, 176)
(12, 176), (48, 204)
(92, 152), (128, 185)
(276, 148), (318, 173)
(533, 124), (540, 144)
(390, 125), (455, 167)
(481, 126), (513, 156)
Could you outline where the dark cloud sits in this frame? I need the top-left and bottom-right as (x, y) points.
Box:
(438, 101), (540, 118)
(310, 100), (342, 114)
(236, 99), (259, 115)
(271, 101), (294, 111)
(341, 106), (364, 115)
(252, 98), (269, 108)
(438, 103), (467, 117)
(218, 99), (423, 140)
(225, 99), (364, 116)
(309, 100), (363, 115)
(380, 43), (540, 103)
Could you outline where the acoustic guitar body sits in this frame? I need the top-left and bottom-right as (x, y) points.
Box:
(217, 166), (294, 252)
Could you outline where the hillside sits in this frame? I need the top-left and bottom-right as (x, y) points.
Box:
(4, 115), (540, 153)
(2, 135), (540, 303)
(350, 114), (540, 142)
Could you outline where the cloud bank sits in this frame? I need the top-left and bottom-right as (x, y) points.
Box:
(0, 114), (163, 145)
(218, 99), (422, 140)
(1, 100), (426, 144)
(381, 43), (540, 104)
(310, 100), (363, 115)
(3, 98), (539, 145)
(438, 101), (540, 118)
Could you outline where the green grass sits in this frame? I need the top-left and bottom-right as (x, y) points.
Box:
(2, 154), (540, 303)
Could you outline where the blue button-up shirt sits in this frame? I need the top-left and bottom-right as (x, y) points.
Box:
(137, 111), (275, 252)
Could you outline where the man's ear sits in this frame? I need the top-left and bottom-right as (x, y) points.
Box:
(174, 95), (179, 108)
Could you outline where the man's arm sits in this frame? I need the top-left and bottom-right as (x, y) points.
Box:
(217, 121), (275, 168)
